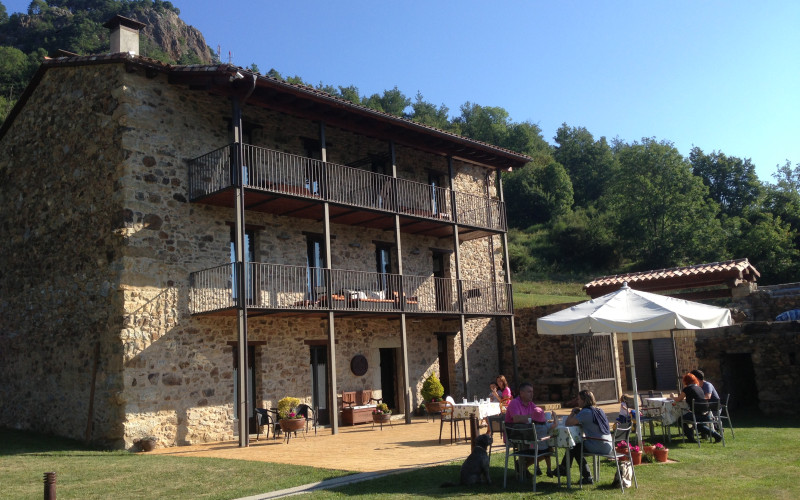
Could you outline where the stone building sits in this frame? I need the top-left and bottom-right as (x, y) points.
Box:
(0, 17), (529, 449)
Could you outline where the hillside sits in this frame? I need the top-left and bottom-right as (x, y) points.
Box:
(0, 0), (215, 120)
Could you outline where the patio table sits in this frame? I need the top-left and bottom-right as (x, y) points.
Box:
(452, 401), (501, 420)
(643, 398), (687, 442)
(549, 423), (583, 488)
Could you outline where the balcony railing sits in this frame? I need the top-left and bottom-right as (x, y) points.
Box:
(188, 143), (506, 232)
(189, 263), (512, 316)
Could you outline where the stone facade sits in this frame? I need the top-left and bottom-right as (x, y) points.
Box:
(0, 59), (512, 449)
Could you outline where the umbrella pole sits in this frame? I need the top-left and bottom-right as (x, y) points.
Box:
(627, 331), (643, 444)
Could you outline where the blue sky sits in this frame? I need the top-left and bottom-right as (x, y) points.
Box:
(6, 1), (799, 181)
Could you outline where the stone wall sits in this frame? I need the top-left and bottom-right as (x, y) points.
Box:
(694, 322), (799, 416)
(501, 305), (581, 399)
(0, 64), (128, 445)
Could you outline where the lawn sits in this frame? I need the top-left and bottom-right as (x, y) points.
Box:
(2, 412), (798, 499)
(513, 279), (588, 308)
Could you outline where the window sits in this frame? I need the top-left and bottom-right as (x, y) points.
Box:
(375, 244), (393, 292)
(230, 228), (255, 303)
(306, 235), (326, 300)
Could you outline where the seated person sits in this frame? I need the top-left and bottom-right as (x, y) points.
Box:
(505, 382), (558, 477)
(675, 372), (722, 442)
(490, 374), (512, 403)
(555, 390), (612, 484)
(691, 369), (720, 402)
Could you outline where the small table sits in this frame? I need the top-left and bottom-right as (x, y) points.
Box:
(549, 424), (583, 488)
(643, 398), (687, 442)
(452, 401), (502, 420)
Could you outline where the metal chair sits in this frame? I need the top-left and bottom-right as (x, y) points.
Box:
(486, 413), (505, 462)
(296, 403), (318, 436)
(438, 400), (468, 444)
(254, 407), (277, 441)
(719, 394), (735, 438)
(689, 399), (725, 447)
(502, 421), (559, 492)
(581, 424), (638, 493)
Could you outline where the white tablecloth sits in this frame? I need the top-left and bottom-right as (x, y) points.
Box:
(643, 398), (687, 426)
(452, 401), (501, 420)
(549, 424), (583, 449)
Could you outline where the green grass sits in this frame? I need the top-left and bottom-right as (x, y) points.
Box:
(3, 413), (798, 499)
(1, 429), (352, 500)
(513, 279), (588, 307)
(314, 411), (799, 499)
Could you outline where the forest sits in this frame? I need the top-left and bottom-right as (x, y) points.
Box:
(2, 0), (799, 285)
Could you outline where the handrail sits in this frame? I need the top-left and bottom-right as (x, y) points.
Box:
(188, 263), (511, 315)
(187, 143), (504, 231)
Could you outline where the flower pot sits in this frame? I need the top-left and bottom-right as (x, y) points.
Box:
(643, 445), (655, 455)
(654, 448), (669, 462)
(630, 449), (642, 465)
(138, 438), (156, 452)
(279, 418), (306, 433)
(372, 413), (392, 423)
(425, 401), (446, 414)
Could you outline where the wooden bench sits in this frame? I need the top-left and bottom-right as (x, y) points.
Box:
(341, 390), (381, 425)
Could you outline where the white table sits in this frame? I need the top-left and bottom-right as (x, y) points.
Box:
(643, 398), (688, 442)
(452, 401), (501, 420)
(549, 424), (583, 488)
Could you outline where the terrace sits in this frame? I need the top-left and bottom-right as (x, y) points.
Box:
(188, 143), (507, 242)
(189, 264), (512, 317)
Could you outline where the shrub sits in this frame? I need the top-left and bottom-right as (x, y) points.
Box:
(420, 372), (444, 402)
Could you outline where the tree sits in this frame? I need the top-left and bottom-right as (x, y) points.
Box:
(607, 138), (722, 268)
(690, 147), (762, 218)
(361, 86), (410, 116)
(409, 92), (449, 130)
(0, 2), (8, 24)
(504, 160), (573, 228)
(554, 124), (617, 208)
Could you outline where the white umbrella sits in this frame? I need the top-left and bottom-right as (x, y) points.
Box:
(536, 282), (733, 442)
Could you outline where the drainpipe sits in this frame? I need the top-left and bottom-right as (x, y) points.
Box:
(232, 73), (257, 448)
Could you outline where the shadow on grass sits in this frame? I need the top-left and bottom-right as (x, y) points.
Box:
(0, 428), (104, 456)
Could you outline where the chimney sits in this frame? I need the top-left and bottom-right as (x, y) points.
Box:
(103, 15), (147, 55)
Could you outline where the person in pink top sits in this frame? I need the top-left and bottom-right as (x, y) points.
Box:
(505, 382), (558, 477)
(490, 374), (512, 404)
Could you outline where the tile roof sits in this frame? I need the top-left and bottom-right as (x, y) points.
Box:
(3, 55), (531, 170)
(584, 258), (760, 298)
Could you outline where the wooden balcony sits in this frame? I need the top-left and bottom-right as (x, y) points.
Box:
(189, 264), (512, 318)
(188, 144), (506, 241)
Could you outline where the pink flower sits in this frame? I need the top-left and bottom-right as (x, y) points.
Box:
(655, 443), (666, 449)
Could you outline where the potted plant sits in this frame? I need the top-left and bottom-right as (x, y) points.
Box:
(420, 372), (445, 413)
(277, 396), (305, 432)
(372, 403), (392, 423)
(135, 436), (157, 452)
(616, 440), (642, 465)
(653, 442), (669, 462)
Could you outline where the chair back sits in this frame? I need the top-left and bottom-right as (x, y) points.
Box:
(342, 391), (356, 408)
(613, 424), (632, 446)
(504, 422), (536, 449)
(692, 398), (718, 416)
(499, 397), (511, 413)
(441, 400), (455, 421)
(487, 413), (505, 437)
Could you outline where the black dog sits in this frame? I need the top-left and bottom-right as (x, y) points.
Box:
(459, 433), (493, 485)
(440, 433), (493, 488)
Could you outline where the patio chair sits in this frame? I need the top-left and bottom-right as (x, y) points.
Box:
(502, 421), (559, 492)
(719, 393), (735, 438)
(486, 413), (505, 462)
(689, 399), (725, 447)
(438, 400), (468, 444)
(254, 407), (276, 441)
(581, 424), (638, 493)
(296, 403), (317, 436)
